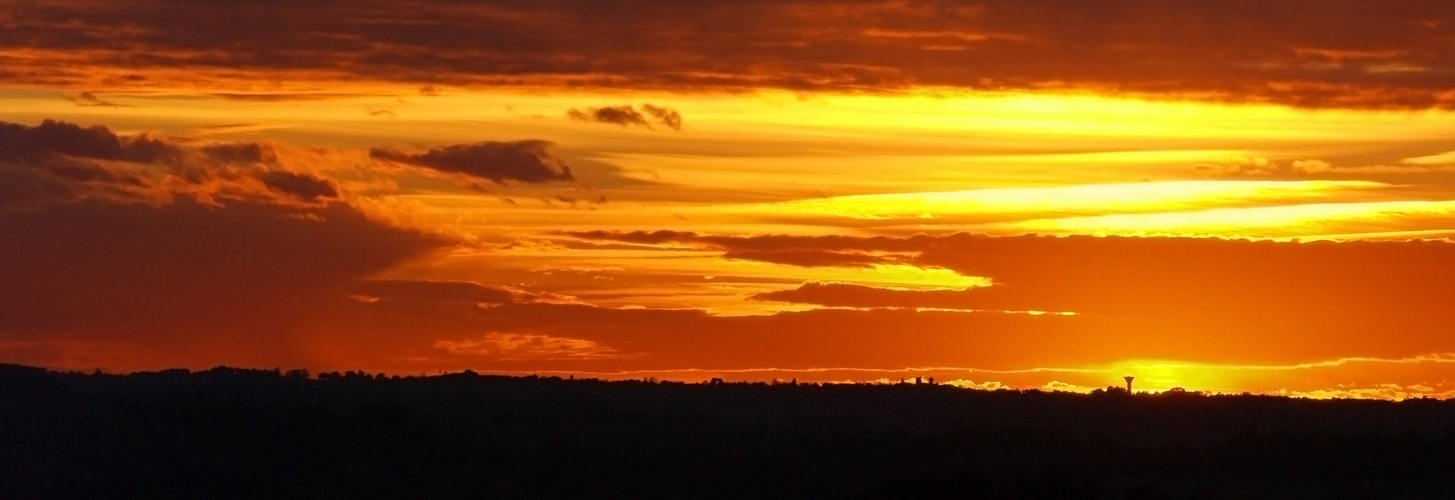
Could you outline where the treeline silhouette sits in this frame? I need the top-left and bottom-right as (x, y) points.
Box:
(2, 364), (1454, 499)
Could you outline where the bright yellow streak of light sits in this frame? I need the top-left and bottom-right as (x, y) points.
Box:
(490, 246), (986, 289)
(1006, 199), (1455, 237)
(747, 263), (988, 291)
(1403, 150), (1455, 165)
(387, 246), (988, 315)
(604, 150), (1255, 196)
(746, 90), (1455, 142)
(7, 86), (1455, 148)
(729, 180), (1387, 220)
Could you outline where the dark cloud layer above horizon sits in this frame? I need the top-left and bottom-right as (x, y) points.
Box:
(4, 0), (1455, 108)
(0, 119), (175, 164)
(0, 120), (346, 211)
(0, 119), (452, 366)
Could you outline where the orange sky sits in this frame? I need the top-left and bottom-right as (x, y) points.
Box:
(3, 0), (1455, 399)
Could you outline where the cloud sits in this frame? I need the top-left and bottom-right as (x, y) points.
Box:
(558, 229), (930, 252)
(568, 105), (650, 128)
(348, 279), (527, 305)
(8, 1), (1455, 108)
(640, 104), (683, 130)
(209, 92), (384, 102)
(434, 332), (618, 360)
(0, 119), (176, 163)
(1198, 157), (1335, 177)
(0, 158), (152, 213)
(0, 119), (453, 367)
(945, 379), (1006, 391)
(752, 281), (986, 308)
(369, 141), (574, 184)
(66, 91), (121, 107)
(1195, 158), (1455, 189)
(256, 170), (340, 202)
(721, 250), (897, 268)
(199, 142), (281, 166)
(567, 104), (683, 130)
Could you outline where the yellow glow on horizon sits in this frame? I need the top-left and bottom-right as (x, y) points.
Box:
(1105, 360), (1238, 393)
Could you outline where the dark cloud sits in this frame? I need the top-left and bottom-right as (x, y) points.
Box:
(348, 279), (525, 305)
(0, 120), (188, 211)
(67, 91), (121, 107)
(567, 104), (683, 130)
(8, 1), (1455, 108)
(0, 159), (151, 212)
(641, 104), (682, 130)
(568, 105), (650, 128)
(0, 119), (176, 163)
(209, 92), (385, 102)
(0, 120), (337, 208)
(558, 230), (928, 252)
(721, 249), (896, 268)
(369, 141), (574, 184)
(0, 198), (447, 364)
(0, 119), (453, 367)
(256, 170), (340, 201)
(199, 142), (280, 165)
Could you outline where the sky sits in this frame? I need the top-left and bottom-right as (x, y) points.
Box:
(4, 0), (1455, 399)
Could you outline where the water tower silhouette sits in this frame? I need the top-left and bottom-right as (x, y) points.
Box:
(1123, 376), (1135, 394)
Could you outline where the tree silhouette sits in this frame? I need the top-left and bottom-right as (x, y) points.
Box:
(1, 363), (1452, 498)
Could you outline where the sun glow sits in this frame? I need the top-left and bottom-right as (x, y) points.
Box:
(1102, 360), (1239, 393)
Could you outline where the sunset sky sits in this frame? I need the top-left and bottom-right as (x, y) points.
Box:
(5, 0), (1455, 399)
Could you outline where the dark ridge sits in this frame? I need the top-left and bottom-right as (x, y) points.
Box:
(2, 363), (1453, 499)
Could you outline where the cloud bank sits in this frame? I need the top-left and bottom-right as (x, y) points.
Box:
(7, 1), (1455, 108)
(0, 119), (451, 367)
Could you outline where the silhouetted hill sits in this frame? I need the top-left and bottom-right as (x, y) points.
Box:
(2, 363), (1453, 499)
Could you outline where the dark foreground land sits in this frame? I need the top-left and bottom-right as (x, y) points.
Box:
(2, 365), (1454, 499)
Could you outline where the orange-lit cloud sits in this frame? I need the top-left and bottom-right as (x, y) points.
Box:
(5, 1), (1455, 108)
